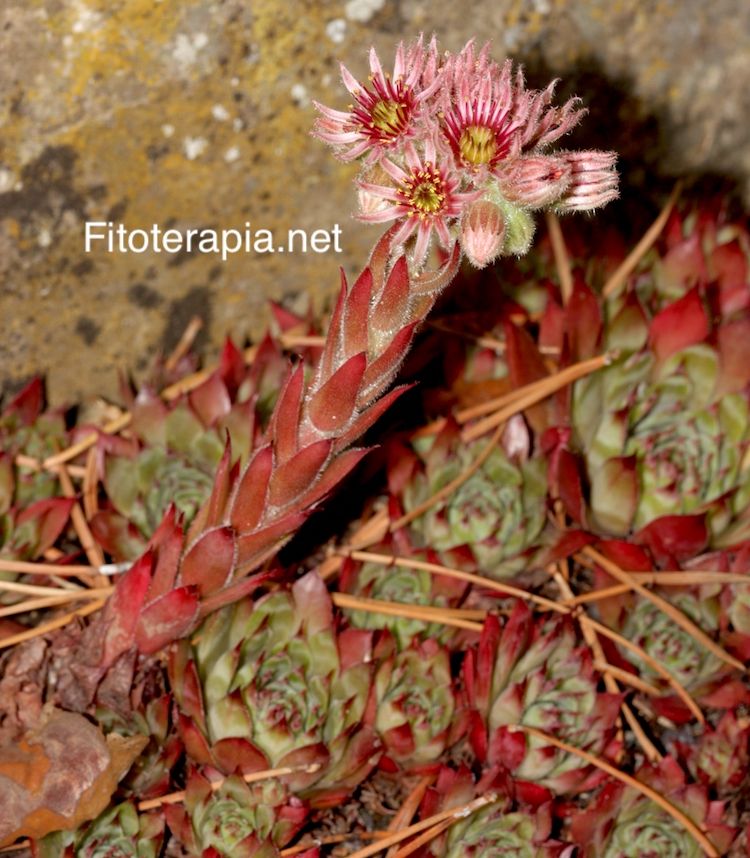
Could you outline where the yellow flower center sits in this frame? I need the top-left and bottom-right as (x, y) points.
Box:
(458, 125), (497, 166)
(370, 99), (408, 136)
(400, 165), (446, 217)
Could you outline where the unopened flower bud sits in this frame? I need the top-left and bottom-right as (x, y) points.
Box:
(460, 199), (506, 268)
(500, 155), (572, 208)
(555, 150), (619, 212)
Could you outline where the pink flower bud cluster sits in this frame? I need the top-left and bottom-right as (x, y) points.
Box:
(314, 38), (618, 268)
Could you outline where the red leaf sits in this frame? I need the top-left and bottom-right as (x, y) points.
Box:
(175, 712), (214, 766)
(359, 323), (416, 403)
(712, 239), (750, 315)
(212, 737), (269, 774)
(504, 320), (549, 433)
(235, 512), (309, 570)
(565, 274), (602, 360)
(268, 440), (332, 507)
(319, 272), (348, 380)
(218, 336), (246, 394)
(334, 385), (412, 451)
(4, 377), (44, 424)
(188, 373), (231, 427)
(597, 539), (653, 572)
(504, 320), (548, 388)
(649, 286), (710, 364)
(344, 268), (373, 357)
(295, 447), (370, 509)
(550, 446), (586, 525)
(180, 526), (236, 597)
(16, 497), (75, 556)
(308, 353), (367, 433)
(474, 614), (501, 713)
(131, 388), (169, 446)
(229, 445), (273, 532)
(716, 318), (750, 394)
(101, 552), (153, 667)
(539, 297), (564, 353)
(540, 530), (594, 565)
(146, 505), (184, 602)
(635, 513), (708, 566)
(271, 364), (305, 463)
(203, 436), (233, 529)
(196, 568), (279, 616)
(135, 586), (200, 653)
(372, 255), (410, 333)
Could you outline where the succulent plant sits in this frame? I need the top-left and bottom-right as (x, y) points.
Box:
(170, 571), (381, 805)
(672, 710), (750, 793)
(463, 602), (621, 799)
(0, 378), (73, 566)
(620, 592), (722, 692)
(164, 770), (314, 858)
(443, 803), (572, 858)
(420, 765), (573, 857)
(372, 634), (461, 768)
(32, 802), (164, 858)
(567, 204), (750, 556)
(395, 419), (548, 579)
(569, 758), (736, 857)
(339, 553), (466, 650)
(96, 693), (182, 801)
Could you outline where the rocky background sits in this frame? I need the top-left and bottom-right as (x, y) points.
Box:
(1, 0), (749, 405)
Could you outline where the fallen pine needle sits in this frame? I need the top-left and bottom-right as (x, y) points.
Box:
(545, 210), (573, 304)
(342, 794), (498, 858)
(585, 615), (704, 723)
(582, 547), (745, 673)
(461, 354), (613, 441)
(340, 550), (567, 614)
(332, 592), (484, 632)
(137, 762), (322, 811)
(0, 599), (106, 649)
(602, 181), (682, 299)
(515, 724), (719, 857)
(391, 818), (456, 858)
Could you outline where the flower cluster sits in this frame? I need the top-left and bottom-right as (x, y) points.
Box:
(314, 38), (617, 268)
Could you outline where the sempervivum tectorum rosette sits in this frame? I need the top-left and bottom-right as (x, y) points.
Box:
(570, 209), (750, 558)
(0, 378), (73, 566)
(170, 571), (381, 806)
(392, 417), (548, 579)
(339, 551), (467, 650)
(419, 765), (573, 857)
(673, 710), (750, 794)
(372, 632), (464, 770)
(463, 601), (621, 801)
(91, 335), (280, 561)
(164, 771), (315, 858)
(31, 802), (164, 858)
(569, 757), (736, 858)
